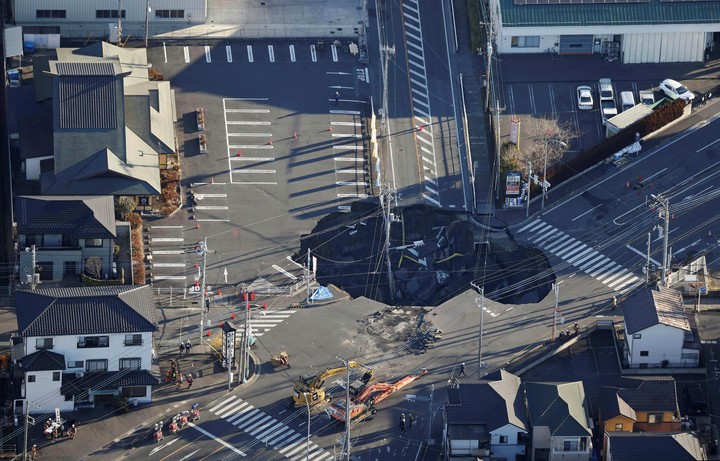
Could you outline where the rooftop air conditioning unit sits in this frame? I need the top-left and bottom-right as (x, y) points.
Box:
(75, 372), (84, 378)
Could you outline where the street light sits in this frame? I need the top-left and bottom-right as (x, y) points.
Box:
(541, 137), (567, 210)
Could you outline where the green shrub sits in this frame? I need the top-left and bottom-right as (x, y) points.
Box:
(81, 268), (125, 286)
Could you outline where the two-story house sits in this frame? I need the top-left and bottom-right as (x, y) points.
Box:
(622, 286), (700, 369)
(599, 377), (681, 459)
(525, 381), (593, 461)
(14, 286), (158, 414)
(444, 370), (528, 460)
(606, 432), (706, 461)
(16, 195), (117, 282)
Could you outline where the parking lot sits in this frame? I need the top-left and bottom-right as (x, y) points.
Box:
(149, 40), (372, 290)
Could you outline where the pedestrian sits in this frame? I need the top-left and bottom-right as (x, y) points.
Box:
(185, 340), (192, 354)
(170, 359), (177, 371)
(179, 343), (185, 355)
(176, 374), (184, 389)
(408, 414), (415, 430)
(68, 423), (77, 439)
(186, 373), (194, 389)
(612, 296), (618, 310)
(335, 92), (340, 104)
(459, 362), (466, 377)
(205, 298), (210, 312)
(31, 444), (38, 460)
(400, 413), (407, 434)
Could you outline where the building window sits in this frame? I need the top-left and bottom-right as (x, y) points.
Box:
(36, 10), (66, 19)
(25, 234), (43, 246)
(124, 334), (143, 346)
(27, 375), (36, 383)
(78, 336), (109, 348)
(96, 10), (126, 19)
(86, 359), (108, 372)
(67, 361), (84, 369)
(640, 351), (649, 357)
(633, 334), (642, 339)
(562, 439), (579, 451)
(615, 423), (623, 431)
(36, 338), (53, 350)
(682, 352), (699, 360)
(510, 36), (540, 48)
(648, 413), (663, 423)
(120, 358), (141, 370)
(499, 435), (508, 443)
(52, 372), (61, 381)
(155, 9), (184, 18)
(122, 386), (147, 397)
(84, 238), (103, 247)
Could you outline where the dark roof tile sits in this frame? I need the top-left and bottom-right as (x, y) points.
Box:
(21, 349), (66, 372)
(607, 432), (705, 461)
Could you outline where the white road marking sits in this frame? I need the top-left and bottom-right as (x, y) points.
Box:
(310, 44), (317, 62)
(153, 276), (187, 280)
(151, 238), (184, 242)
(151, 225), (183, 229)
(329, 110), (361, 115)
(195, 206), (230, 210)
(228, 144), (273, 149)
(272, 265), (298, 280)
(572, 203), (603, 222)
(337, 193), (368, 198)
(365, 67), (370, 84)
(225, 109), (270, 113)
(331, 44), (338, 62)
(327, 71), (352, 75)
(232, 169), (277, 174)
(227, 133), (273, 137)
(247, 45), (254, 63)
(188, 422), (246, 457)
(152, 263), (185, 268)
(289, 44), (296, 62)
(337, 169), (365, 174)
(226, 45), (233, 63)
(163, 42), (167, 63)
(226, 121), (271, 125)
(152, 250), (184, 255)
(205, 45), (211, 63)
(230, 182), (278, 185)
(268, 45), (275, 62)
(334, 157), (363, 162)
(231, 157), (275, 161)
(183, 46), (190, 63)
(331, 121), (362, 126)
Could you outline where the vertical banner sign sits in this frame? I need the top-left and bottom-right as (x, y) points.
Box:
(221, 322), (237, 369)
(312, 256), (318, 277)
(509, 118), (521, 150)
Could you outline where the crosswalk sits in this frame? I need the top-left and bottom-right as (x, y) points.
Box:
(517, 219), (643, 294)
(177, 43), (348, 66)
(148, 225), (187, 287)
(249, 309), (296, 338)
(209, 395), (333, 461)
(401, 0), (440, 208)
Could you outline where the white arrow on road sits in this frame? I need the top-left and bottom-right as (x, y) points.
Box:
(150, 437), (179, 456)
(179, 449), (200, 461)
(223, 267), (228, 283)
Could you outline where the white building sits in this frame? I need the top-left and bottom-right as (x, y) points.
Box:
(14, 286), (158, 414)
(488, 0), (720, 63)
(444, 370), (528, 460)
(622, 285), (700, 369)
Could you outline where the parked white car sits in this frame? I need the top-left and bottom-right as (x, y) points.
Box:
(577, 86), (593, 110)
(601, 100), (618, 121)
(599, 78), (614, 101)
(659, 78), (694, 101)
(639, 90), (655, 106)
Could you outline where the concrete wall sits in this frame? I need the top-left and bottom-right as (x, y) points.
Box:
(14, 0), (206, 23)
(626, 323), (687, 367)
(623, 32), (705, 63)
(24, 370), (74, 414)
(18, 236), (115, 281)
(491, 423), (527, 460)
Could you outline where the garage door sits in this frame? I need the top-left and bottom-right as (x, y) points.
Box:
(559, 35), (594, 55)
(37, 262), (53, 281)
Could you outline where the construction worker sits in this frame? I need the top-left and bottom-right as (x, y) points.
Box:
(459, 362), (466, 377)
(400, 413), (407, 434)
(612, 296), (618, 310)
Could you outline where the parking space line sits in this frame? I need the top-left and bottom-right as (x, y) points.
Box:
(335, 157), (363, 162)
(153, 263), (186, 268)
(226, 45), (233, 63)
(528, 84), (536, 115)
(152, 237), (184, 242)
(330, 110), (361, 115)
(268, 45), (275, 63)
(228, 144), (273, 149)
(507, 86), (516, 116)
(226, 109), (270, 113)
(151, 225), (183, 229)
(154, 275), (187, 280)
(247, 45), (254, 63)
(338, 193), (368, 198)
(230, 181), (278, 185)
(205, 46), (211, 63)
(310, 44), (317, 62)
(331, 121), (362, 126)
(183, 46), (190, 63)
(227, 121), (271, 125)
(231, 169), (276, 174)
(549, 84), (557, 117)
(331, 44), (338, 62)
(227, 132), (273, 137)
(289, 45), (296, 62)
(231, 156), (275, 161)
(152, 250), (184, 255)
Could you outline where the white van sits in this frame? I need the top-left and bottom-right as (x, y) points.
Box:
(620, 91), (635, 112)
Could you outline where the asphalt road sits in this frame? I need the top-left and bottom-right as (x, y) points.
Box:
(146, 40), (373, 292)
(513, 108), (720, 304)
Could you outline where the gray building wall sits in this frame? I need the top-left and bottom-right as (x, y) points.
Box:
(19, 235), (115, 281)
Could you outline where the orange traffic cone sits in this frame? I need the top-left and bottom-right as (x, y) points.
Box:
(217, 289), (222, 296)
(206, 330), (211, 337)
(196, 224), (200, 230)
(231, 312), (236, 319)
(219, 321), (223, 327)
(418, 125), (424, 132)
(294, 132), (298, 139)
(328, 126), (333, 132)
(236, 150), (242, 157)
(267, 138), (273, 145)
(211, 177), (215, 184)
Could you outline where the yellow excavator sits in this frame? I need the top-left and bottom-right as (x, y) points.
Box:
(292, 361), (373, 410)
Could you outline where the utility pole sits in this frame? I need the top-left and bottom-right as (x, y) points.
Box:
(303, 392), (311, 461)
(336, 356), (351, 461)
(198, 238), (208, 342)
(22, 401), (37, 461)
(144, 0), (151, 48)
(116, 0), (123, 46)
(380, 185), (396, 301)
(306, 248), (311, 305)
(651, 194), (670, 286)
(551, 282), (559, 341)
(242, 287), (250, 384)
(494, 99), (501, 200)
(526, 161), (532, 218)
(474, 286), (485, 379)
(646, 232), (651, 283)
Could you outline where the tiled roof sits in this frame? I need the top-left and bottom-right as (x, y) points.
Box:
(15, 195), (116, 239)
(57, 75), (119, 129)
(21, 349), (66, 372)
(608, 376), (680, 413)
(599, 388), (636, 423)
(623, 286), (690, 334)
(15, 286), (157, 337)
(61, 369), (159, 395)
(496, 0), (720, 28)
(18, 106), (54, 160)
(607, 432), (705, 461)
(525, 381), (592, 437)
(445, 370), (528, 431)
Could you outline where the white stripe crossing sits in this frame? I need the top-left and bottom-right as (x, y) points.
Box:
(209, 395), (333, 460)
(517, 219), (642, 293)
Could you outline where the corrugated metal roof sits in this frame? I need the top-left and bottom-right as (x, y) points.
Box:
(58, 75), (118, 129)
(54, 62), (117, 76)
(498, 0), (720, 27)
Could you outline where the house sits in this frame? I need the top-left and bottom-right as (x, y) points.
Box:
(444, 370), (528, 460)
(525, 381), (593, 461)
(488, 0), (720, 63)
(622, 286), (700, 369)
(599, 377), (681, 459)
(15, 195), (117, 282)
(19, 42), (177, 210)
(606, 432), (706, 461)
(13, 286), (158, 414)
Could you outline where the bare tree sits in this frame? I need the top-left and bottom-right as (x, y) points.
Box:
(85, 257), (103, 279)
(517, 116), (578, 175)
